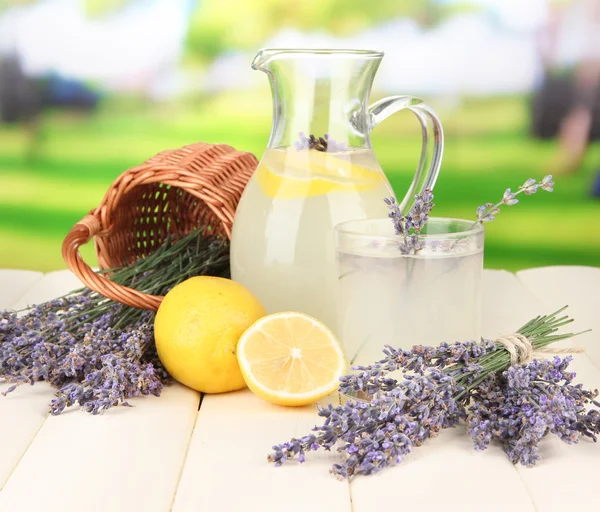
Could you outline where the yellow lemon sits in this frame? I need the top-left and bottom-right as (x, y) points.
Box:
(154, 277), (266, 393)
(254, 149), (386, 199)
(237, 312), (346, 406)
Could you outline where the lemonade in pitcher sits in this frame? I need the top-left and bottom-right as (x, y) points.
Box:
(231, 49), (444, 332)
(231, 145), (392, 328)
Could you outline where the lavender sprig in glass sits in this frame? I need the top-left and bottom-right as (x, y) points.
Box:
(475, 175), (554, 224)
(384, 175), (553, 256)
(384, 189), (434, 255)
(384, 175), (554, 255)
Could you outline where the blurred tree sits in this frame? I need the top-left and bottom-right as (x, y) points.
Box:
(0, 0), (480, 59)
(0, 0), (129, 15)
(83, 0), (130, 17)
(185, 0), (477, 61)
(0, 0), (37, 10)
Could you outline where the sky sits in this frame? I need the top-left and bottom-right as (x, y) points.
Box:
(1, 0), (593, 97)
(437, 0), (550, 31)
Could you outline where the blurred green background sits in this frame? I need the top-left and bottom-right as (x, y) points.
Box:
(1, 0), (599, 272)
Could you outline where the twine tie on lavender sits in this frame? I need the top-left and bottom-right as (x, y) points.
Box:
(495, 333), (585, 365)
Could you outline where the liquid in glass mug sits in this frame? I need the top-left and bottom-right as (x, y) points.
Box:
(335, 218), (484, 367)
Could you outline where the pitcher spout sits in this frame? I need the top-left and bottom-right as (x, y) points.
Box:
(252, 48), (384, 71)
(252, 49), (273, 71)
(251, 48), (385, 150)
(251, 49), (278, 71)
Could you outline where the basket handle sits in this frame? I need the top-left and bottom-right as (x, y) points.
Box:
(62, 214), (163, 311)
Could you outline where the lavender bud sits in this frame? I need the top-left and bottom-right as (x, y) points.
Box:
(520, 178), (539, 195)
(501, 188), (519, 206)
(421, 189), (434, 203)
(540, 175), (554, 192)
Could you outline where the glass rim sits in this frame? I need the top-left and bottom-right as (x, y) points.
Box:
(335, 217), (484, 240)
(255, 48), (384, 59)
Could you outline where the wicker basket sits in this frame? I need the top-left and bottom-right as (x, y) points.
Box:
(62, 142), (258, 312)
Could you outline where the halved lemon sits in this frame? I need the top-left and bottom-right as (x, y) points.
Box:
(237, 312), (346, 406)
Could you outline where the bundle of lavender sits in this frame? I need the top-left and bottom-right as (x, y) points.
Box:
(269, 308), (599, 479)
(269, 176), (600, 478)
(0, 230), (229, 415)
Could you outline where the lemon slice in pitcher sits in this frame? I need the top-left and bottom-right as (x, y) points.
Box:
(255, 148), (386, 199)
(237, 312), (346, 406)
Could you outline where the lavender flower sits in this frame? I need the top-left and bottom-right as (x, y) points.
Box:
(1, 299), (168, 415)
(520, 178), (539, 195)
(385, 176), (554, 255)
(385, 190), (434, 255)
(294, 132), (310, 151)
(466, 356), (598, 465)
(501, 188), (519, 206)
(294, 132), (347, 152)
(1, 231), (230, 414)
(384, 197), (405, 236)
(475, 175), (553, 224)
(269, 307), (598, 478)
(270, 370), (461, 479)
(540, 175), (554, 192)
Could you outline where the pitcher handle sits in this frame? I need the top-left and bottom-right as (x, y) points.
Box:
(368, 96), (444, 215)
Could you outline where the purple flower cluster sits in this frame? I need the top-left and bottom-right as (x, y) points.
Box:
(341, 339), (497, 398)
(269, 370), (460, 479)
(386, 176), (553, 251)
(1, 296), (168, 415)
(385, 189), (434, 255)
(476, 175), (554, 224)
(1, 232), (230, 415)
(268, 310), (599, 478)
(467, 356), (600, 466)
(293, 132), (347, 152)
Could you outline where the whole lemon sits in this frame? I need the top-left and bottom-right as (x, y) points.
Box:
(154, 276), (266, 393)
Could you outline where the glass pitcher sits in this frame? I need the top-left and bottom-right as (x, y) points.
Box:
(230, 49), (444, 332)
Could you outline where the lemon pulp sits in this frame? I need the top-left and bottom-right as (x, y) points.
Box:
(237, 312), (346, 406)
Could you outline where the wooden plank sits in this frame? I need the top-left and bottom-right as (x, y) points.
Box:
(0, 385), (198, 512)
(349, 271), (537, 512)
(173, 271), (536, 512)
(492, 269), (600, 512)
(0, 381), (55, 490)
(171, 390), (351, 512)
(482, 269), (549, 335)
(0, 269), (43, 309)
(3, 265), (598, 512)
(514, 354), (600, 512)
(516, 266), (600, 370)
(0, 270), (201, 511)
(12, 269), (83, 309)
(350, 424), (535, 512)
(0, 270), (81, 489)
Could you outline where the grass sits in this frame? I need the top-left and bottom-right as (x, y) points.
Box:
(1, 93), (598, 272)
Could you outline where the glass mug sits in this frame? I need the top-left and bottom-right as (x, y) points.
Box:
(335, 218), (484, 367)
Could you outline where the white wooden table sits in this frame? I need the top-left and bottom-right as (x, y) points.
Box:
(0, 266), (599, 512)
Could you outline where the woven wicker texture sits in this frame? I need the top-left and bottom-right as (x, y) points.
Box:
(62, 142), (258, 311)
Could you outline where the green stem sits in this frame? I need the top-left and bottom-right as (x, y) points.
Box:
(471, 184), (534, 229)
(445, 306), (586, 402)
(7, 231), (230, 340)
